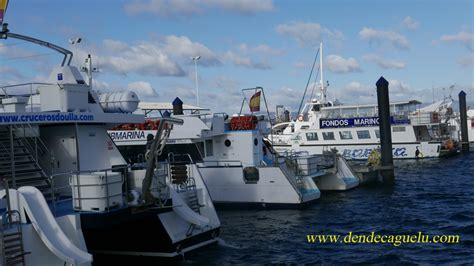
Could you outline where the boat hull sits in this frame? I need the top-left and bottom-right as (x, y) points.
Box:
(80, 206), (219, 258)
(197, 166), (320, 207)
(273, 142), (441, 160)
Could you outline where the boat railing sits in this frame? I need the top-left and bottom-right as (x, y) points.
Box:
(409, 112), (441, 125)
(12, 124), (55, 177)
(1, 210), (29, 265)
(277, 150), (336, 175)
(49, 165), (131, 215)
(0, 83), (53, 112)
(201, 160), (243, 167)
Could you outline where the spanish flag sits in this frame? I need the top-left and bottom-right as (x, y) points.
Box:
(249, 91), (261, 112)
(0, 0), (8, 25)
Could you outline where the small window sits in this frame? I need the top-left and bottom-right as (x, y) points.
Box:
(357, 130), (371, 139)
(374, 130), (380, 139)
(322, 132), (335, 140)
(306, 132), (318, 141)
(393, 126), (406, 132)
(243, 167), (259, 183)
(300, 125), (310, 130)
(291, 133), (302, 141)
(339, 131), (353, 140)
(196, 142), (205, 157)
(205, 139), (213, 157)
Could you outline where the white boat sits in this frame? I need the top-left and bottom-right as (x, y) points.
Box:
(270, 43), (459, 160)
(108, 93), (360, 208)
(467, 109), (474, 150)
(0, 25), (220, 265)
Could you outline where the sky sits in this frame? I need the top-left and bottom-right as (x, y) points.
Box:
(0, 0), (473, 114)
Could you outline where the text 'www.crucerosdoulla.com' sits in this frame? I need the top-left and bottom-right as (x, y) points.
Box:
(307, 232), (460, 246)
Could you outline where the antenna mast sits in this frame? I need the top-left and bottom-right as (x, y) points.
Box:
(1, 23), (73, 66)
(319, 42), (328, 103)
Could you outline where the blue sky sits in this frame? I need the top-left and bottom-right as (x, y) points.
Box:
(1, 0), (473, 113)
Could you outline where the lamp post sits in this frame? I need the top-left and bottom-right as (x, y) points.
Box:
(191, 56), (201, 107)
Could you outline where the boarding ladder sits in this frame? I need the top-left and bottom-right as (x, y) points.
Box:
(1, 211), (29, 266)
(283, 152), (305, 191)
(168, 154), (201, 214)
(0, 126), (54, 200)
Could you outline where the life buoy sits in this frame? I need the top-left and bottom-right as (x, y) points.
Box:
(298, 114), (304, 122)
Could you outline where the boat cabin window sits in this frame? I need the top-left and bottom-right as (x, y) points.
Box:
(306, 132), (318, 141)
(311, 104), (321, 112)
(300, 125), (310, 130)
(322, 132), (335, 140)
(356, 130), (371, 139)
(374, 130), (380, 139)
(205, 139), (214, 157)
(291, 133), (302, 141)
(339, 131), (353, 140)
(393, 126), (406, 132)
(159, 144), (203, 162)
(196, 142), (205, 157)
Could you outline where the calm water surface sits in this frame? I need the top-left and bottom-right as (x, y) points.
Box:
(105, 153), (473, 265)
(188, 153), (474, 264)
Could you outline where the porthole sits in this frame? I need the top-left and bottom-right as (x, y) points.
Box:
(254, 138), (258, 146)
(224, 139), (231, 147)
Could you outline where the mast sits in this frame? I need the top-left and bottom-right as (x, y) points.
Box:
(319, 42), (325, 103)
(86, 54), (93, 88)
(1, 23), (73, 66)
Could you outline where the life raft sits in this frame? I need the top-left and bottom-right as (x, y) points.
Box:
(229, 116), (258, 131)
(111, 119), (161, 130)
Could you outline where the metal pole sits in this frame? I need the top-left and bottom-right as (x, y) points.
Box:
(459, 91), (470, 153)
(3, 178), (11, 214)
(9, 126), (16, 188)
(376, 77), (394, 184)
(105, 170), (109, 210)
(192, 56), (200, 107)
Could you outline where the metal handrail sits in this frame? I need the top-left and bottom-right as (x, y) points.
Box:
(10, 124), (55, 179)
(49, 165), (131, 214)
(201, 160), (243, 167)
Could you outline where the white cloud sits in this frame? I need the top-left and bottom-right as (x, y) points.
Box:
(332, 80), (416, 104)
(162, 35), (221, 66)
(103, 39), (130, 52)
(359, 27), (410, 50)
(208, 76), (241, 93)
(127, 81), (158, 97)
(205, 0), (274, 14)
(401, 16), (419, 30)
(124, 0), (273, 17)
(325, 54), (361, 73)
(238, 43), (283, 55)
(457, 53), (474, 66)
(89, 36), (220, 77)
(293, 61), (310, 69)
(275, 21), (344, 47)
(440, 31), (474, 49)
(98, 42), (185, 76)
(362, 54), (406, 69)
(0, 66), (25, 79)
(224, 51), (271, 70)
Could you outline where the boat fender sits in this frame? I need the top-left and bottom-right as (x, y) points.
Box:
(128, 190), (141, 206)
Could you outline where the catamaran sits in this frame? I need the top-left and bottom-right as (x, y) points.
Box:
(109, 89), (360, 208)
(270, 43), (459, 160)
(0, 21), (220, 265)
(467, 109), (474, 150)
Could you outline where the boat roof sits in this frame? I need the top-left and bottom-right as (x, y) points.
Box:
(138, 102), (210, 111)
(320, 100), (422, 110)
